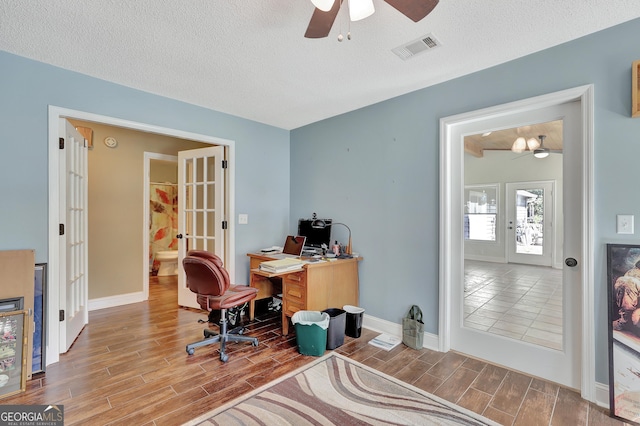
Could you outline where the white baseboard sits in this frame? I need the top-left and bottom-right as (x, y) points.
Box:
(89, 291), (146, 311)
(363, 313), (609, 407)
(595, 382), (610, 409)
(463, 254), (506, 263)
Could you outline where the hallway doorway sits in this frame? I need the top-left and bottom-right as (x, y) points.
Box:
(47, 106), (237, 366)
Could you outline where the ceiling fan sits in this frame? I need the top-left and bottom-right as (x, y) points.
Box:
(512, 135), (562, 159)
(305, 0), (439, 39)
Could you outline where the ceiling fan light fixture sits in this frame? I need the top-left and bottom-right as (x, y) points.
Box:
(533, 134), (549, 158)
(311, 0), (336, 12)
(349, 0), (375, 21)
(526, 137), (540, 151)
(533, 149), (550, 159)
(511, 137), (526, 153)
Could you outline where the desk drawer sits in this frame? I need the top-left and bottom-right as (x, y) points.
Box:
(283, 281), (306, 303)
(284, 299), (305, 317)
(283, 278), (306, 318)
(283, 271), (306, 284)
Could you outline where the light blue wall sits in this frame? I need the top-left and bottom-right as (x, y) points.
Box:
(291, 18), (640, 384)
(0, 51), (290, 282)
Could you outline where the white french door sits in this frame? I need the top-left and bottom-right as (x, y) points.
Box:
(177, 146), (225, 308)
(506, 181), (554, 267)
(59, 119), (89, 352)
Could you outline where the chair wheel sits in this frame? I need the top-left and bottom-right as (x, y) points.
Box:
(220, 353), (229, 363)
(186, 347), (195, 355)
(252, 340), (258, 347)
(238, 329), (244, 335)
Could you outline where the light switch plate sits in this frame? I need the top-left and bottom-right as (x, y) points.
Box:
(617, 214), (634, 234)
(238, 214), (248, 225)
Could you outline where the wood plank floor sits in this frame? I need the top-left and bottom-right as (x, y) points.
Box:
(3, 276), (624, 425)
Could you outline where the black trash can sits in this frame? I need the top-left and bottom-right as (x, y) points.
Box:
(322, 308), (346, 349)
(343, 305), (365, 338)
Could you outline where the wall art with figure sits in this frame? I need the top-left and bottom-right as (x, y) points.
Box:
(0, 311), (27, 399)
(608, 243), (640, 425)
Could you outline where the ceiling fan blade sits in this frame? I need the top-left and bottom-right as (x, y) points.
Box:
(384, 0), (439, 22)
(304, 0), (341, 38)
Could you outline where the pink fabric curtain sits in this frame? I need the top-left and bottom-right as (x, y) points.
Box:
(150, 184), (178, 273)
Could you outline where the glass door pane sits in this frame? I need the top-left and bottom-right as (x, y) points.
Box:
(515, 188), (544, 256)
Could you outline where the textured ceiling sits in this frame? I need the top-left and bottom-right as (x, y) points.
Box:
(1, 1), (640, 130)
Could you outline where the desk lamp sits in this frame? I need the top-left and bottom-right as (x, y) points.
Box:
(311, 219), (352, 255)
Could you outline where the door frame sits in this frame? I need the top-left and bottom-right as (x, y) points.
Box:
(438, 85), (595, 400)
(144, 152), (178, 300)
(47, 105), (236, 366)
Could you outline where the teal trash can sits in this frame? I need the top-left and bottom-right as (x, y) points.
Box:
(292, 311), (330, 356)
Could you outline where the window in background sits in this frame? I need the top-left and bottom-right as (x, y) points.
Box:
(464, 184), (498, 241)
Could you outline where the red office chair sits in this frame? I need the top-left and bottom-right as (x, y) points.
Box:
(183, 250), (259, 362)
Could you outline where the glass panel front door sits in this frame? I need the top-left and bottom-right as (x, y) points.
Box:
(515, 188), (544, 256)
(507, 181), (553, 267)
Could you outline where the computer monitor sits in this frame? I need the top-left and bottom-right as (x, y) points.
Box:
(298, 218), (332, 250)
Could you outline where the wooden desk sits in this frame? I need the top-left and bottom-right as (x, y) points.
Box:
(247, 253), (361, 335)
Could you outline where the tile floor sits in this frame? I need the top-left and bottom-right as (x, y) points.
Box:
(464, 260), (563, 350)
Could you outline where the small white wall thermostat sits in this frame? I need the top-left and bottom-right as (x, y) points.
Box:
(104, 137), (118, 148)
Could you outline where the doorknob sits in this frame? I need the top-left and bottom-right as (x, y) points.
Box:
(176, 234), (183, 239)
(565, 257), (578, 267)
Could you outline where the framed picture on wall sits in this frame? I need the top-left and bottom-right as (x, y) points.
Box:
(607, 243), (640, 424)
(0, 310), (28, 400)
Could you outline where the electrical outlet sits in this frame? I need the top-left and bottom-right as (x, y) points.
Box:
(238, 214), (248, 225)
(617, 214), (634, 234)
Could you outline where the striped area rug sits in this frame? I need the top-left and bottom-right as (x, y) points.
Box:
(184, 352), (499, 425)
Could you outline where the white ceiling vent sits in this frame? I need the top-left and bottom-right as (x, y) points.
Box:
(392, 33), (441, 60)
